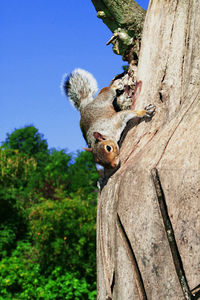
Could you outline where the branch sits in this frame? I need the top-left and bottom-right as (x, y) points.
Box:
(91, 0), (146, 61)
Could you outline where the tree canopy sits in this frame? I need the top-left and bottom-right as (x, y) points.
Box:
(2, 125), (48, 157)
(0, 125), (98, 299)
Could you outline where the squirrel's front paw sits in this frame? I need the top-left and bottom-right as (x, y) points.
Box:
(145, 104), (156, 118)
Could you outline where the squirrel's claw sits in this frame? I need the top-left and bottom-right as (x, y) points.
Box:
(145, 104), (156, 117)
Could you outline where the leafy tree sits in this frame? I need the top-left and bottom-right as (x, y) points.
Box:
(0, 241), (96, 299)
(0, 148), (37, 256)
(67, 151), (99, 199)
(36, 148), (72, 199)
(2, 125), (49, 161)
(1, 126), (98, 200)
(28, 193), (97, 283)
(0, 126), (98, 298)
(0, 148), (36, 189)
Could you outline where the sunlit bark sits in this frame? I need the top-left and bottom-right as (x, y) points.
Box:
(93, 0), (200, 299)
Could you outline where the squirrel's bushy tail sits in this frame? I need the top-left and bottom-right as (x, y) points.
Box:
(61, 68), (98, 110)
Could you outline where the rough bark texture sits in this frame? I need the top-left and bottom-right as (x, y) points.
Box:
(91, 0), (145, 33)
(91, 0), (146, 60)
(96, 0), (200, 299)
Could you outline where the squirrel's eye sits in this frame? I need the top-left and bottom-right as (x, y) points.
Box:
(105, 145), (112, 152)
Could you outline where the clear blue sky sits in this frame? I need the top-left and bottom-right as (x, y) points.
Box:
(0, 0), (149, 153)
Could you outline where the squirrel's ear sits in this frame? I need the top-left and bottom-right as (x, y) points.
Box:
(83, 147), (93, 152)
(93, 132), (106, 141)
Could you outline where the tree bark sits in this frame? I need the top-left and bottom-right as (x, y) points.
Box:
(94, 0), (200, 299)
(91, 0), (146, 60)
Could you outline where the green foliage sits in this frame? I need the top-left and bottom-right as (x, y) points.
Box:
(38, 148), (71, 199)
(0, 242), (96, 299)
(122, 64), (129, 71)
(0, 148), (36, 188)
(67, 151), (99, 199)
(0, 148), (37, 251)
(0, 125), (98, 298)
(2, 125), (48, 158)
(0, 225), (16, 257)
(1, 126), (98, 200)
(29, 194), (96, 282)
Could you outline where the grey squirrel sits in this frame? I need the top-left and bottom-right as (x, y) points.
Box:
(62, 68), (155, 169)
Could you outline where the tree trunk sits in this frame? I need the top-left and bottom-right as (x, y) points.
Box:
(95, 0), (200, 299)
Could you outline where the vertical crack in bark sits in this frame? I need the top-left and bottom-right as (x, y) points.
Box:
(151, 168), (193, 300)
(181, 0), (191, 105)
(170, 0), (179, 39)
(110, 271), (115, 294)
(180, 53), (185, 105)
(116, 213), (148, 300)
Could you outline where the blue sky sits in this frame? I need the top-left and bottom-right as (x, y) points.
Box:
(0, 0), (149, 153)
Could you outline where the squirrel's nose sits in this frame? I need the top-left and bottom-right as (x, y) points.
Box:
(111, 158), (120, 168)
(111, 163), (117, 168)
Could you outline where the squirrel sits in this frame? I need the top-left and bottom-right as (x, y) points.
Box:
(62, 68), (155, 169)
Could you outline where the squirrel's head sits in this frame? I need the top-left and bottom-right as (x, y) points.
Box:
(83, 132), (120, 169)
